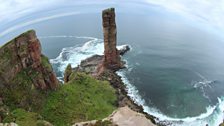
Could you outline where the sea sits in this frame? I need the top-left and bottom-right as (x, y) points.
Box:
(1, 2), (224, 126)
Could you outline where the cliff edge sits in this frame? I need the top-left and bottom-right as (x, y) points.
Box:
(0, 30), (59, 110)
(65, 8), (156, 125)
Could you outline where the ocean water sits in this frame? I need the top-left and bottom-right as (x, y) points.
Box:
(1, 3), (224, 126)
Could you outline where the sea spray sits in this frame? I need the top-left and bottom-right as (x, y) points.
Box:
(49, 36), (128, 80)
(49, 36), (104, 79)
(48, 35), (224, 126)
(116, 60), (224, 126)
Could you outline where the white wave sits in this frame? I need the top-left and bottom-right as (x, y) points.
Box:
(117, 65), (224, 126)
(192, 80), (213, 89)
(50, 35), (129, 80)
(75, 36), (99, 40)
(193, 72), (213, 89)
(39, 35), (77, 39)
(50, 36), (104, 79)
(39, 35), (100, 39)
(49, 35), (224, 126)
(191, 72), (214, 101)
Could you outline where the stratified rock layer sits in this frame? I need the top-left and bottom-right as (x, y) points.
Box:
(0, 30), (58, 90)
(0, 30), (59, 113)
(102, 8), (121, 70)
(67, 8), (156, 125)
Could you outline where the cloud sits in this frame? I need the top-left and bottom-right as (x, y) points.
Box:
(0, 11), (81, 37)
(0, 0), (115, 25)
(144, 0), (224, 32)
(0, 0), (57, 23)
(0, 0), (224, 34)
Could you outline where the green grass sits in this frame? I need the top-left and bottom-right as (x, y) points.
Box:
(2, 108), (54, 126)
(2, 68), (47, 111)
(0, 30), (117, 125)
(41, 55), (52, 71)
(41, 72), (117, 126)
(0, 46), (12, 61)
(1, 58), (117, 126)
(94, 120), (113, 126)
(3, 69), (33, 109)
(3, 108), (39, 126)
(2, 72), (117, 126)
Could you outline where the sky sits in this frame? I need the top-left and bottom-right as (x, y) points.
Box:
(0, 0), (224, 36)
(146, 0), (224, 33)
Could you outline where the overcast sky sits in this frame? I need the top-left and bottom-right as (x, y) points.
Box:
(0, 0), (224, 35)
(146, 0), (224, 32)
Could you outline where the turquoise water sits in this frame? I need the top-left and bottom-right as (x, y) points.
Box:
(1, 2), (224, 126)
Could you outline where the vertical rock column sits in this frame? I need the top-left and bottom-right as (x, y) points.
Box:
(102, 8), (121, 70)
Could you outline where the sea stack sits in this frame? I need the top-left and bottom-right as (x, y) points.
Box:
(72, 8), (129, 77)
(102, 8), (121, 70)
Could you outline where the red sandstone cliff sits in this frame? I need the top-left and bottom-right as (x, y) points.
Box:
(0, 30), (59, 96)
(0, 30), (59, 110)
(0, 30), (59, 90)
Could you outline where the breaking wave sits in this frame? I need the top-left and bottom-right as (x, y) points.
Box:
(49, 35), (224, 126)
(117, 68), (224, 126)
(191, 72), (216, 101)
(48, 36), (128, 81)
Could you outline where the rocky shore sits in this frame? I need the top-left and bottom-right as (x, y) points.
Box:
(64, 8), (157, 125)
(0, 7), (157, 126)
(68, 46), (156, 124)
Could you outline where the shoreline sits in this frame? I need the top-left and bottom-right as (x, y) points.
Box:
(72, 52), (157, 125)
(98, 68), (157, 124)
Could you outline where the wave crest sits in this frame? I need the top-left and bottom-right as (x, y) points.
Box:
(48, 35), (224, 126)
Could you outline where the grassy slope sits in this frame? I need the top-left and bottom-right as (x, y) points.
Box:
(3, 72), (117, 126)
(2, 68), (47, 111)
(0, 41), (117, 125)
(3, 109), (40, 125)
(41, 72), (117, 126)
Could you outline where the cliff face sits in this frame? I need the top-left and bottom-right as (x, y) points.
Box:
(0, 30), (59, 110)
(0, 30), (58, 90)
(64, 64), (72, 83)
(102, 8), (121, 70)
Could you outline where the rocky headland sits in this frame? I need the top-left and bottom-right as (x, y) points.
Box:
(0, 30), (60, 125)
(0, 7), (157, 126)
(0, 30), (58, 91)
(0, 29), (117, 125)
(0, 30), (59, 110)
(65, 8), (156, 125)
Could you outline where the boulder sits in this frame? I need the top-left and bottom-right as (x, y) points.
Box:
(64, 64), (72, 83)
(119, 45), (130, 56)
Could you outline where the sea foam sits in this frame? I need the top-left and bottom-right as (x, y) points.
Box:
(48, 35), (224, 126)
(117, 63), (224, 126)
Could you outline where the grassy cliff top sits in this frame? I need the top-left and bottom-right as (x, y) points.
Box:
(2, 72), (117, 126)
(0, 30), (35, 50)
